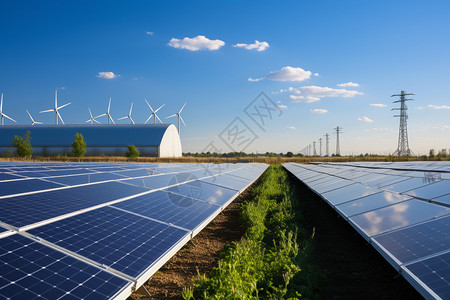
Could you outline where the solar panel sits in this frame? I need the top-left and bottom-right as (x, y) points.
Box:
(0, 234), (131, 300)
(284, 162), (450, 299)
(28, 206), (189, 278)
(0, 162), (268, 299)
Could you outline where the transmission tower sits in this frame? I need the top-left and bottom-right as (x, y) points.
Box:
(319, 138), (323, 156)
(324, 133), (329, 156)
(313, 141), (317, 156)
(392, 91), (415, 156)
(334, 126), (342, 156)
(308, 144), (311, 156)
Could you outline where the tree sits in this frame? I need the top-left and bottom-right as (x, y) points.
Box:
(286, 151), (294, 157)
(126, 145), (140, 158)
(429, 149), (435, 159)
(12, 131), (33, 158)
(72, 133), (87, 157)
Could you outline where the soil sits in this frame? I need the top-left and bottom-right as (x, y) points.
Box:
(129, 188), (251, 299)
(289, 172), (423, 300)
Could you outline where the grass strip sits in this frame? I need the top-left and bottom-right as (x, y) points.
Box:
(182, 165), (324, 299)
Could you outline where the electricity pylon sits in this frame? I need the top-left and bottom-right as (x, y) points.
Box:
(334, 126), (342, 156)
(319, 138), (323, 157)
(324, 133), (329, 156)
(392, 91), (415, 156)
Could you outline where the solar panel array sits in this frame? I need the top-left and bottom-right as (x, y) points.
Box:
(0, 161), (268, 299)
(284, 161), (450, 300)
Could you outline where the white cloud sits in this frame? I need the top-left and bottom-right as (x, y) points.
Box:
(248, 77), (263, 82)
(97, 72), (119, 79)
(146, 31), (154, 35)
(287, 85), (363, 103)
(358, 116), (373, 122)
(313, 73), (319, 77)
(427, 104), (450, 110)
(278, 104), (287, 109)
(233, 40), (269, 51)
(338, 82), (359, 87)
(168, 35), (225, 51)
(286, 126), (296, 129)
(249, 66), (313, 82)
(310, 109), (328, 114)
(370, 103), (387, 107)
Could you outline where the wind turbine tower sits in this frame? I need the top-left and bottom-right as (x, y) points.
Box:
(392, 91), (415, 156)
(334, 126), (342, 156)
(0, 93), (17, 125)
(166, 103), (186, 135)
(319, 138), (323, 157)
(40, 89), (71, 125)
(324, 133), (329, 156)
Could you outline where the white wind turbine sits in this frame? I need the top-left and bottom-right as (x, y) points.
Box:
(96, 98), (115, 124)
(26, 110), (43, 125)
(144, 98), (165, 124)
(40, 89), (71, 125)
(85, 107), (100, 124)
(0, 93), (17, 125)
(166, 103), (186, 135)
(118, 102), (135, 124)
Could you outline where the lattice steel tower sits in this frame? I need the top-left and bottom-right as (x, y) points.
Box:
(313, 141), (317, 156)
(334, 126), (342, 156)
(392, 91), (415, 156)
(324, 133), (329, 156)
(319, 138), (323, 157)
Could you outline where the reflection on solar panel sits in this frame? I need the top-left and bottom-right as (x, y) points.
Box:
(0, 161), (268, 299)
(284, 161), (450, 299)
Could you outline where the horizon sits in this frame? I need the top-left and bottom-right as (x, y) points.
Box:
(1, 1), (449, 156)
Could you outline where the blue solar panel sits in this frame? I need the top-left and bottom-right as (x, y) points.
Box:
(112, 190), (222, 230)
(48, 173), (125, 186)
(350, 199), (450, 237)
(335, 191), (412, 218)
(0, 179), (63, 197)
(0, 182), (148, 228)
(382, 177), (438, 193)
(374, 215), (450, 264)
(0, 234), (131, 299)
(28, 206), (189, 278)
(166, 181), (239, 206)
(322, 183), (381, 206)
(403, 251), (450, 300)
(199, 174), (249, 191)
(404, 179), (449, 200)
(0, 173), (23, 181)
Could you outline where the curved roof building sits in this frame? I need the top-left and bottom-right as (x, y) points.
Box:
(0, 124), (182, 157)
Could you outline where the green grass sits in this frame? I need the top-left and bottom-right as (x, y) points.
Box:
(183, 165), (325, 299)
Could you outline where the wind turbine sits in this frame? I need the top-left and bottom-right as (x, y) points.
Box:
(144, 98), (165, 124)
(40, 89), (71, 125)
(26, 110), (42, 125)
(85, 107), (100, 124)
(166, 103), (186, 135)
(0, 93), (17, 125)
(118, 102), (135, 124)
(95, 98), (115, 124)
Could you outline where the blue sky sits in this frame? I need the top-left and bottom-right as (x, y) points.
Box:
(1, 0), (449, 155)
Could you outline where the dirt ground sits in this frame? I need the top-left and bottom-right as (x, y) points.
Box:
(129, 189), (250, 299)
(290, 173), (423, 300)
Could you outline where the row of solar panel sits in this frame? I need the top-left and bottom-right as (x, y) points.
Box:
(284, 162), (450, 300)
(0, 162), (268, 299)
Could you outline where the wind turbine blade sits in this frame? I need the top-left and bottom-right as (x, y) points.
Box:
(57, 102), (71, 110)
(0, 93), (3, 112)
(166, 114), (177, 119)
(26, 109), (34, 121)
(4, 114), (16, 122)
(109, 115), (115, 124)
(35, 122), (43, 125)
(130, 117), (135, 125)
(55, 89), (58, 108)
(118, 116), (127, 120)
(57, 112), (65, 124)
(155, 104), (165, 113)
(156, 115), (163, 124)
(145, 115), (153, 124)
(40, 109), (54, 113)
(88, 107), (93, 118)
(93, 119), (100, 124)
(85, 119), (91, 123)
(129, 102), (133, 115)
(96, 113), (107, 118)
(179, 102), (186, 113)
(108, 98), (111, 113)
(145, 98), (154, 111)
(179, 115), (186, 127)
